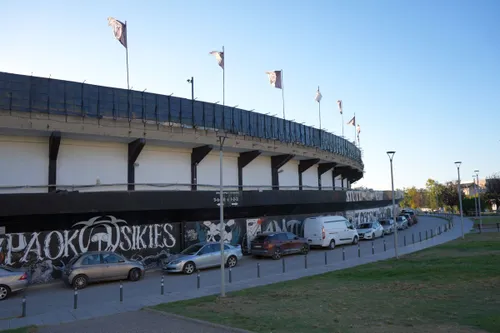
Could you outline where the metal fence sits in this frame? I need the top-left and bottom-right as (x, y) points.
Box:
(0, 72), (363, 166)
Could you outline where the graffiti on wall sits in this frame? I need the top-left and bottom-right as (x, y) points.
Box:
(346, 190), (385, 202)
(1, 205), (396, 284)
(0, 216), (180, 284)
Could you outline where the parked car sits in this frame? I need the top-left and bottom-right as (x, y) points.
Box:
(164, 242), (243, 274)
(379, 219), (395, 234)
(356, 221), (385, 240)
(251, 232), (309, 260)
(396, 216), (409, 230)
(303, 215), (359, 250)
(400, 213), (414, 226)
(62, 251), (145, 289)
(0, 266), (29, 300)
(402, 209), (418, 224)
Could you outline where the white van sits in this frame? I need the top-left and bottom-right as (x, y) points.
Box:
(303, 216), (359, 249)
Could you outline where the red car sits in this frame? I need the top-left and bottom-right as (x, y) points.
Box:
(250, 232), (309, 260)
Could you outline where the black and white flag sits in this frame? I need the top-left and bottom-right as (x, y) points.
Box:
(108, 17), (127, 48)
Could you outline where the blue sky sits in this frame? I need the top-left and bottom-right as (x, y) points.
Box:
(2, 0), (499, 190)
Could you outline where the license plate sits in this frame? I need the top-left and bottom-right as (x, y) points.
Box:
(254, 245), (262, 248)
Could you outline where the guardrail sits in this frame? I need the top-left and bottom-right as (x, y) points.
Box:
(0, 72), (363, 167)
(0, 182), (361, 192)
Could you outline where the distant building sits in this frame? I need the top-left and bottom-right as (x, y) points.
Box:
(460, 179), (486, 196)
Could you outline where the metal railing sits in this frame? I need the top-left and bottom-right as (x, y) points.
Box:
(0, 182), (355, 192)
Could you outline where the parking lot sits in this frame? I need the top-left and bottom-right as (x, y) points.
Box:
(0, 216), (449, 322)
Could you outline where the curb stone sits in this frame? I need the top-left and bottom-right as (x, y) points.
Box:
(143, 308), (256, 333)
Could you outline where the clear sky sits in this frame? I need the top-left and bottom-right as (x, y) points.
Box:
(2, 0), (499, 190)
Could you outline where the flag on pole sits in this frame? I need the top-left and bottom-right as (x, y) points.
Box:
(347, 116), (356, 126)
(108, 17), (127, 48)
(265, 71), (282, 89)
(315, 87), (322, 102)
(210, 50), (224, 69)
(357, 124), (361, 134)
(337, 100), (343, 114)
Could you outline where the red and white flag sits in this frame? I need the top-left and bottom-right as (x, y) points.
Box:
(337, 100), (343, 114)
(347, 116), (356, 126)
(108, 17), (127, 48)
(315, 87), (322, 103)
(357, 124), (361, 134)
(209, 50), (224, 69)
(266, 70), (282, 89)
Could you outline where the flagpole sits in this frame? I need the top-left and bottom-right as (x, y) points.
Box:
(318, 86), (322, 131)
(281, 69), (285, 119)
(222, 45), (225, 106)
(341, 112), (344, 137)
(125, 20), (130, 90)
(353, 112), (356, 144)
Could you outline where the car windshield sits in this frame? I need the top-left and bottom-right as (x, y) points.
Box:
(67, 254), (83, 266)
(181, 244), (204, 255)
(396, 217), (404, 222)
(253, 234), (269, 242)
(358, 223), (373, 229)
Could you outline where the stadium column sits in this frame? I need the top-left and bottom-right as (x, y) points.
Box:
(238, 150), (261, 191)
(48, 131), (61, 193)
(128, 139), (146, 191)
(332, 166), (343, 191)
(317, 163), (336, 191)
(191, 145), (213, 190)
(271, 154), (294, 190)
(298, 159), (320, 190)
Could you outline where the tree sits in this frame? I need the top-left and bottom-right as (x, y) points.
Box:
(440, 181), (464, 211)
(425, 178), (444, 210)
(485, 173), (500, 210)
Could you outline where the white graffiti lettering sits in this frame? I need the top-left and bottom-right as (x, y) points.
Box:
(0, 216), (177, 267)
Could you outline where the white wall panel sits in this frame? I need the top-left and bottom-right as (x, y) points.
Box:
(57, 139), (127, 192)
(334, 175), (343, 189)
(0, 135), (48, 193)
(135, 146), (191, 191)
(321, 170), (333, 189)
(243, 156), (272, 190)
(302, 165), (318, 189)
(279, 159), (299, 189)
(197, 153), (238, 190)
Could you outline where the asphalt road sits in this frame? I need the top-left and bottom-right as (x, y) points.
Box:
(0, 216), (449, 321)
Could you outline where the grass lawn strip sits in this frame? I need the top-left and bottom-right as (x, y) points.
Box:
(152, 233), (500, 333)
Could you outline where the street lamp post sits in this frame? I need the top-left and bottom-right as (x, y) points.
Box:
(187, 77), (194, 123)
(472, 175), (479, 220)
(455, 161), (464, 239)
(387, 151), (398, 259)
(218, 135), (227, 297)
(475, 170), (482, 230)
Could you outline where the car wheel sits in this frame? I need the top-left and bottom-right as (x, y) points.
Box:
(227, 255), (238, 268)
(72, 274), (88, 290)
(272, 247), (282, 260)
(0, 285), (10, 301)
(329, 239), (336, 250)
(301, 244), (310, 254)
(183, 261), (196, 275)
(352, 236), (359, 245)
(128, 268), (141, 281)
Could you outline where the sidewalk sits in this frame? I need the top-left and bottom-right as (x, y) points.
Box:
(0, 216), (472, 331)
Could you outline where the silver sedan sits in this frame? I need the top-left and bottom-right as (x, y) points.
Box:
(163, 242), (243, 274)
(0, 266), (29, 300)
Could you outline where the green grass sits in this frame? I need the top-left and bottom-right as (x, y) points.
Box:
(472, 216), (500, 225)
(152, 233), (500, 333)
(0, 326), (37, 333)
